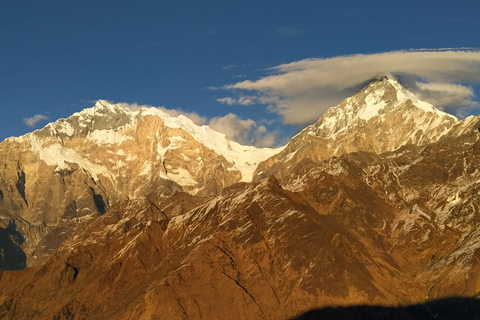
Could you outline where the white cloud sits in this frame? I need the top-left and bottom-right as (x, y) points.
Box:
(208, 113), (280, 147)
(216, 97), (236, 105)
(222, 64), (238, 70)
(23, 114), (48, 127)
(117, 102), (207, 126)
(208, 113), (255, 144)
(224, 50), (480, 124)
(251, 127), (282, 148)
(216, 96), (256, 106)
(411, 82), (477, 109)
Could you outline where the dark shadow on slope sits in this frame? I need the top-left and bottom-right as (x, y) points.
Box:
(93, 194), (106, 214)
(290, 297), (480, 320)
(89, 187), (106, 215)
(0, 220), (26, 270)
(15, 170), (28, 206)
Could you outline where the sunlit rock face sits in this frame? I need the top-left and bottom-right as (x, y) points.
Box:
(1, 78), (480, 320)
(0, 100), (280, 266)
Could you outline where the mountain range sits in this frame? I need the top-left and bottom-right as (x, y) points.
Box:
(0, 75), (480, 319)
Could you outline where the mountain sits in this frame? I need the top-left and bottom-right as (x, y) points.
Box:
(10, 100), (281, 196)
(1, 77), (480, 319)
(0, 100), (280, 266)
(254, 75), (460, 181)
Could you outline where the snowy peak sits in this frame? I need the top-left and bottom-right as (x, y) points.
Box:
(254, 75), (461, 181)
(21, 100), (137, 141)
(359, 73), (400, 91)
(93, 99), (128, 114)
(76, 100), (135, 130)
(5, 100), (281, 196)
(311, 74), (457, 140)
(359, 74), (456, 120)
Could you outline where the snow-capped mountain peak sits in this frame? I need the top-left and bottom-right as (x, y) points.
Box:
(314, 74), (457, 140)
(254, 74), (460, 181)
(5, 100), (282, 197)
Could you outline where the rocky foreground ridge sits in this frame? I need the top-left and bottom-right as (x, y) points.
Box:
(1, 76), (480, 319)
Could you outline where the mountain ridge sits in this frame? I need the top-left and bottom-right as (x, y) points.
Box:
(3, 127), (480, 319)
(6, 100), (282, 187)
(1, 76), (480, 319)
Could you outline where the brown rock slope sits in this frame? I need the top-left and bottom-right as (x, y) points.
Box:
(1, 120), (480, 319)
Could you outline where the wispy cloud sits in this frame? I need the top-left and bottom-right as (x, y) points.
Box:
(224, 49), (480, 124)
(23, 114), (48, 127)
(216, 97), (236, 105)
(406, 81), (477, 108)
(222, 64), (238, 70)
(275, 27), (307, 37)
(216, 96), (256, 106)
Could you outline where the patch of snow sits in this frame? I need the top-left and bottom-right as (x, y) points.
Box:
(168, 136), (185, 149)
(283, 150), (298, 162)
(139, 162), (152, 176)
(446, 192), (461, 206)
(114, 232), (143, 260)
(87, 129), (132, 145)
(180, 153), (191, 162)
(357, 89), (387, 120)
(284, 175), (307, 192)
(422, 229), (431, 243)
(27, 136), (111, 181)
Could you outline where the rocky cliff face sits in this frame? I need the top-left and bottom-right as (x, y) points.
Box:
(1, 77), (480, 320)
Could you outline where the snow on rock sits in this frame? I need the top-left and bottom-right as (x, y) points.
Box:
(87, 129), (133, 145)
(7, 100), (283, 196)
(27, 135), (112, 181)
(137, 106), (283, 181)
(165, 168), (198, 187)
(320, 75), (457, 138)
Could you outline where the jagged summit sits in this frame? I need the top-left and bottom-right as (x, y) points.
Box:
(254, 74), (460, 180)
(4, 100), (282, 203)
(309, 72), (457, 140)
(91, 99), (127, 113)
(359, 73), (399, 91)
(337, 73), (455, 129)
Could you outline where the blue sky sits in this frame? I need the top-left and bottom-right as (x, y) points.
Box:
(1, 0), (480, 145)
